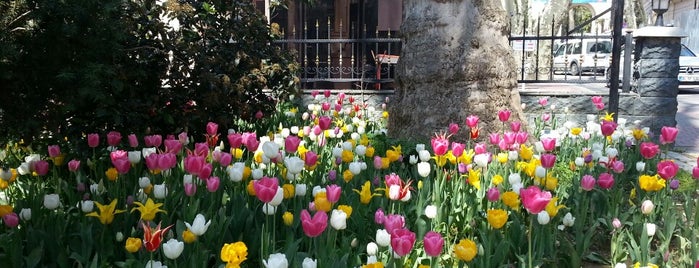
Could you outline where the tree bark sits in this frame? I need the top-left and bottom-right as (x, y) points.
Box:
(388, 0), (525, 142)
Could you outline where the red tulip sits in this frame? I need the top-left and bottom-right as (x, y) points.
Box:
(422, 231), (444, 257)
(300, 210), (328, 237)
(520, 186), (551, 214)
(391, 228), (416, 257)
(659, 126), (679, 145)
(253, 177), (279, 203)
(639, 142), (659, 159)
(87, 133), (100, 148)
(597, 172), (615, 189)
(600, 121), (617, 137)
(35, 160), (49, 176)
(3, 212), (19, 228)
(540, 154), (556, 169)
(142, 221), (174, 252)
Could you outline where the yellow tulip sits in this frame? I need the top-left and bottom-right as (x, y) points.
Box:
(454, 238), (478, 262)
(502, 191), (520, 211)
(491, 174), (504, 186)
(487, 209), (508, 229)
(182, 229), (197, 243)
(338, 205), (353, 218)
(0, 205), (13, 217)
(314, 192), (331, 212)
(353, 181), (381, 204)
(124, 237), (142, 253)
(639, 174), (665, 192)
(220, 241), (248, 267)
(282, 212), (294, 226)
(545, 197), (565, 218)
(130, 198), (166, 221)
(86, 199), (126, 225)
(105, 167), (118, 181)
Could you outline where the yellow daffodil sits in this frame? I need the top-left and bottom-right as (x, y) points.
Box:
(86, 199), (126, 225)
(458, 149), (475, 165)
(545, 197), (565, 218)
(130, 198), (166, 221)
(298, 145), (309, 159)
(282, 212), (294, 226)
(362, 262), (385, 268)
(360, 135), (370, 146)
(182, 229), (197, 243)
(221, 241), (248, 268)
(231, 148), (244, 159)
(639, 174), (666, 192)
(491, 174), (504, 186)
(454, 238), (478, 262)
(467, 169), (481, 190)
(502, 191), (520, 211)
(353, 181), (382, 204)
(487, 209), (508, 229)
(124, 237), (142, 253)
(433, 155), (448, 167)
(282, 184), (295, 199)
(386, 147), (401, 162)
(519, 144), (534, 161)
(338, 205), (353, 218)
(105, 167), (118, 181)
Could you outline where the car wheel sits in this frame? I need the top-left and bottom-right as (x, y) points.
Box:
(569, 62), (580, 76)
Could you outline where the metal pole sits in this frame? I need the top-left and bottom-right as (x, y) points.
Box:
(609, 0), (625, 122)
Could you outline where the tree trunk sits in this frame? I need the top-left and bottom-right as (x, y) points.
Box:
(388, 0), (525, 142)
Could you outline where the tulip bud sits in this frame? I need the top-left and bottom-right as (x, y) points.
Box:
(537, 211), (551, 225)
(640, 200), (654, 215)
(366, 242), (379, 255)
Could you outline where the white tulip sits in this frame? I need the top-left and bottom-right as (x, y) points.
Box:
(262, 141), (280, 159)
(606, 147), (619, 158)
(636, 161), (646, 172)
(269, 187), (284, 206)
(185, 214), (211, 236)
(19, 208), (31, 221)
(153, 184), (168, 199)
(183, 174), (193, 184)
(284, 157), (305, 175)
(145, 260), (167, 268)
(473, 153), (489, 168)
(342, 141), (354, 151)
(418, 150), (431, 162)
(142, 147), (157, 159)
(574, 157), (585, 167)
(508, 173), (522, 185)
(537, 211), (551, 225)
(295, 184), (307, 196)
(417, 162), (431, 178)
(227, 163), (245, 182)
(80, 200), (94, 213)
(139, 177), (151, 188)
(128, 151), (142, 164)
(375, 229), (390, 247)
(366, 242), (379, 255)
(302, 257), (317, 268)
(43, 194), (60, 210)
(424, 205), (437, 219)
(562, 212), (575, 227)
(645, 223), (657, 237)
(415, 144), (425, 152)
(408, 155), (418, 165)
(262, 203), (277, 215)
(263, 253), (288, 268)
(355, 145), (367, 156)
(348, 162), (362, 175)
(330, 209), (348, 230)
(535, 166), (547, 179)
(252, 168), (264, 180)
(115, 232), (124, 242)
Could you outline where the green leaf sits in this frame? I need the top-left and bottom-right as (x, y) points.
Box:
(25, 246), (42, 268)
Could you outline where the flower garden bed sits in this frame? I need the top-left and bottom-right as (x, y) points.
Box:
(1, 91), (698, 268)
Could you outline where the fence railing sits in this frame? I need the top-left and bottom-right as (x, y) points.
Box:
(272, 19), (401, 90)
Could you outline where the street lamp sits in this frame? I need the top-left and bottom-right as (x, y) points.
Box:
(652, 0), (670, 26)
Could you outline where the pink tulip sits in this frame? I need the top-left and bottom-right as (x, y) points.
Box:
(194, 142), (209, 157)
(448, 123), (459, 135)
(538, 97), (548, 106)
(657, 160), (679, 180)
(304, 151), (318, 167)
(144, 135), (162, 148)
(325, 184), (342, 203)
(218, 153), (232, 167)
(391, 228), (416, 257)
(510, 121), (522, 132)
(107, 131), (122, 147)
(659, 126), (679, 145)
(160, 153), (177, 170)
(373, 156), (383, 169)
(334, 103), (342, 112)
(422, 231), (444, 257)
(600, 121), (617, 137)
(34, 160), (49, 176)
(311, 90), (319, 98)
(474, 143), (487, 155)
(199, 164), (213, 180)
(503, 132), (516, 146)
(227, 133), (243, 149)
(253, 177), (279, 203)
(640, 142), (660, 159)
(594, 102), (605, 111)
(184, 156), (205, 175)
(431, 135), (449, 156)
(383, 214), (405, 235)
(489, 133), (500, 145)
(145, 154), (160, 171)
(206, 122), (219, 136)
(597, 172), (615, 189)
(498, 109), (511, 122)
(184, 183), (197, 197)
(178, 132), (188, 144)
(520, 186), (551, 214)
(611, 160), (625, 173)
(374, 208), (385, 224)
(87, 133), (100, 148)
(465, 115), (479, 128)
(164, 139), (182, 154)
(541, 137), (556, 152)
(318, 116), (332, 130)
(255, 110), (264, 119)
(591, 96), (603, 104)
(451, 142), (465, 157)
(68, 159), (81, 172)
(323, 90), (331, 98)
(542, 113), (551, 122)
(581, 175), (596, 191)
(48, 145), (61, 158)
(312, 125), (322, 136)
(128, 134), (139, 148)
(486, 187), (500, 202)
(337, 92), (346, 102)
(693, 166), (699, 179)
(385, 173), (401, 186)
(113, 158), (131, 174)
(516, 132), (529, 144)
(2, 212), (19, 228)
(285, 136), (301, 154)
(207, 177), (220, 192)
(300, 210), (328, 237)
(540, 154), (556, 169)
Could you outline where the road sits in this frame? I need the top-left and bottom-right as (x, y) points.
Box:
(676, 86), (699, 154)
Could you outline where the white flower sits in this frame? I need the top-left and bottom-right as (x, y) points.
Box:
(349, 162), (362, 175)
(269, 187), (284, 206)
(290, 126), (299, 135)
(508, 151), (519, 161)
(415, 144), (425, 152)
(417, 162), (431, 178)
(330, 209), (348, 230)
(366, 242), (379, 256)
(508, 173), (522, 185)
(281, 128), (290, 138)
(284, 157), (305, 175)
(375, 229), (391, 247)
(263, 253), (288, 268)
(139, 177), (151, 188)
(262, 141), (280, 159)
(636, 161), (646, 172)
(227, 163), (245, 182)
(355, 145), (367, 156)
(511, 182), (523, 195)
(183, 174), (193, 184)
(591, 150), (603, 161)
(606, 147), (619, 158)
(424, 205), (437, 219)
(342, 141), (354, 151)
(80, 200), (94, 213)
(408, 155), (418, 165)
(535, 166), (547, 179)
(312, 186), (325, 197)
(302, 257), (317, 268)
(153, 184), (168, 199)
(262, 203), (277, 215)
(252, 168), (264, 180)
(366, 255), (378, 264)
(145, 260), (167, 268)
(645, 223), (656, 237)
(473, 153), (489, 168)
(142, 147), (157, 159)
(90, 183), (101, 195)
(562, 212), (575, 227)
(128, 151), (142, 164)
(115, 232), (124, 242)
(295, 184), (307, 196)
(19, 208), (31, 221)
(598, 157), (609, 167)
(350, 132), (361, 141)
(17, 162), (30, 175)
(185, 214), (212, 236)
(418, 150), (431, 162)
(537, 211), (551, 225)
(641, 200), (655, 215)
(332, 147), (344, 158)
(614, 263), (627, 268)
(534, 142), (545, 153)
(574, 157), (585, 167)
(43, 194), (60, 210)
(162, 239), (184, 259)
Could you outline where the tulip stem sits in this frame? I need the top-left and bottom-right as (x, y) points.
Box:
(528, 217), (533, 268)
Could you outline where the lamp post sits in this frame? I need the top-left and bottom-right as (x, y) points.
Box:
(652, 0), (670, 26)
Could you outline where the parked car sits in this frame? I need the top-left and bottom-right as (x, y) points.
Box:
(553, 39), (612, 75)
(607, 44), (699, 84)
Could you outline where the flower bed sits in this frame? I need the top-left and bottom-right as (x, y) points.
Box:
(0, 92), (698, 268)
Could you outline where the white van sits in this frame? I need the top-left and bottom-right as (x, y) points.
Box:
(553, 39), (612, 75)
